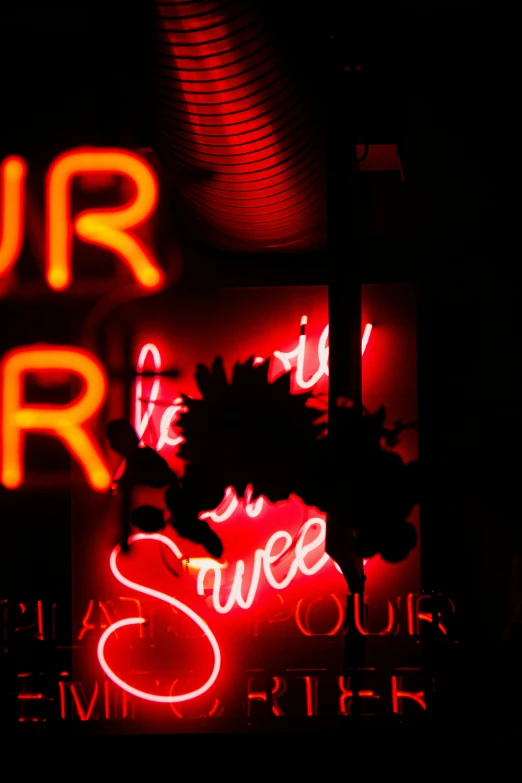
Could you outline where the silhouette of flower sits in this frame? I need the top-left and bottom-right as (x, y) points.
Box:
(177, 356), (325, 506)
(106, 357), (418, 565)
(175, 358), (418, 564)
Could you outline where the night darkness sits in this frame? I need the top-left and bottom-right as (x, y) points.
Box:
(0, 0), (513, 769)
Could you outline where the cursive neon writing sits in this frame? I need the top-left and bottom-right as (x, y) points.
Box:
(195, 518), (332, 614)
(135, 316), (373, 455)
(98, 523), (336, 702)
(273, 316), (373, 389)
(135, 343), (186, 450)
(97, 533), (221, 703)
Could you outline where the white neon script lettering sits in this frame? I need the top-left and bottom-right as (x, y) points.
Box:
(199, 484), (261, 522)
(98, 523), (334, 702)
(97, 533), (221, 703)
(273, 316), (373, 389)
(196, 517), (331, 614)
(135, 343), (186, 450)
(135, 318), (372, 451)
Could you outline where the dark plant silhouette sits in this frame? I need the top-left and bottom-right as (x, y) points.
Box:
(177, 358), (417, 567)
(106, 356), (418, 575)
(106, 419), (176, 489)
(329, 401), (418, 563)
(177, 357), (323, 507)
(105, 419), (223, 558)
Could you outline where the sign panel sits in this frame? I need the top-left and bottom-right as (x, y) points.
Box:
(65, 283), (425, 728)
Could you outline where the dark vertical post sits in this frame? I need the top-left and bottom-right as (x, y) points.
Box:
(120, 327), (133, 552)
(324, 10), (365, 718)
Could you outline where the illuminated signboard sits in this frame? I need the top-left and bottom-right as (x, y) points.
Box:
(1, 149), (163, 290)
(65, 283), (429, 726)
(1, 148), (442, 728)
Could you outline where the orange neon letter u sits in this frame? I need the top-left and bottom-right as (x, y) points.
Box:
(1, 346), (110, 491)
(0, 156), (26, 278)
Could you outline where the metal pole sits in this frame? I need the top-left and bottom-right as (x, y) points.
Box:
(120, 326), (133, 552)
(324, 10), (365, 719)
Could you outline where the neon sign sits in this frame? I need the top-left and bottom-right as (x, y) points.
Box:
(0, 156), (26, 278)
(98, 518), (340, 701)
(101, 314), (374, 702)
(97, 522), (432, 703)
(195, 517), (331, 613)
(135, 342), (186, 451)
(0, 308), (371, 495)
(1, 147), (163, 290)
(134, 316), (373, 457)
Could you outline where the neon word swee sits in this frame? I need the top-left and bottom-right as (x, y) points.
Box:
(98, 533), (221, 704)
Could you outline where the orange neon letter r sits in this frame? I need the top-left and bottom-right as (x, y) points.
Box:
(0, 156), (26, 278)
(1, 347), (110, 491)
(46, 149), (163, 291)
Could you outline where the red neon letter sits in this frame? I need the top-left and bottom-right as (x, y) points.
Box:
(1, 346), (110, 491)
(247, 677), (286, 717)
(295, 594), (345, 636)
(0, 156), (26, 278)
(298, 676), (319, 716)
(353, 594), (396, 635)
(391, 675), (426, 714)
(46, 149), (163, 291)
(406, 593), (453, 635)
(59, 681), (100, 721)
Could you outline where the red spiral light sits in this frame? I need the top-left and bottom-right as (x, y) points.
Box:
(152, 1), (326, 251)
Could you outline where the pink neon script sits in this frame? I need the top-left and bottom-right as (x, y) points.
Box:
(97, 533), (221, 703)
(199, 485), (262, 523)
(195, 517), (334, 614)
(135, 343), (186, 451)
(273, 317), (373, 389)
(134, 316), (373, 453)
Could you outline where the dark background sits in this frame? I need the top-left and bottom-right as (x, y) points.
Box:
(1, 0), (514, 753)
